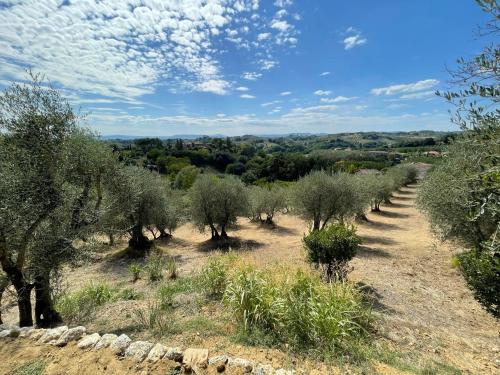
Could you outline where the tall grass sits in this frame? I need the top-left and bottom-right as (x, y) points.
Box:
(55, 282), (142, 323)
(222, 263), (373, 358)
(198, 257), (228, 299)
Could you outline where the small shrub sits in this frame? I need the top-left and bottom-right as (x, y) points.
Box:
(157, 283), (176, 310)
(166, 257), (178, 279)
(118, 287), (143, 300)
(198, 257), (228, 299)
(128, 262), (142, 282)
(145, 254), (166, 282)
(133, 301), (175, 337)
(303, 224), (361, 281)
(55, 282), (115, 323)
(458, 250), (499, 317)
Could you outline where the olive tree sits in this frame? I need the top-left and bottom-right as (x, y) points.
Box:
(188, 174), (248, 240)
(107, 166), (174, 256)
(417, 0), (499, 316)
(364, 174), (394, 212)
(292, 171), (362, 230)
(0, 74), (116, 326)
(247, 184), (288, 225)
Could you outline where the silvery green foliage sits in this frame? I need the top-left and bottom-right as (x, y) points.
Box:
(187, 174), (248, 239)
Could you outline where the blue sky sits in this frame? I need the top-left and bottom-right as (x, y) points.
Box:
(0, 0), (493, 136)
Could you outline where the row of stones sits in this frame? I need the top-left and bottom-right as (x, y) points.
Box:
(0, 325), (298, 375)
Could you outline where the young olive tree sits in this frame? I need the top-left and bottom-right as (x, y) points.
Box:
(247, 184), (288, 225)
(188, 174), (248, 240)
(292, 171), (361, 230)
(107, 166), (173, 256)
(417, 1), (499, 316)
(364, 174), (393, 212)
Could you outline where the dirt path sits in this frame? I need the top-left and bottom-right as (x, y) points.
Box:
(1, 184), (498, 374)
(351, 184), (499, 374)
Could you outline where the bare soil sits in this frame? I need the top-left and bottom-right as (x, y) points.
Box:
(1, 184), (499, 374)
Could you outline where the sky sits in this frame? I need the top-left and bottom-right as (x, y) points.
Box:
(0, 0), (493, 136)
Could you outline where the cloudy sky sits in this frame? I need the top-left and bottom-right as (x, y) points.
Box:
(0, 0), (492, 136)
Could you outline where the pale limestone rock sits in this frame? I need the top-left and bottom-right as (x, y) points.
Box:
(37, 325), (68, 344)
(109, 334), (131, 355)
(164, 347), (183, 361)
(124, 341), (154, 362)
(54, 326), (86, 346)
(77, 332), (101, 349)
(183, 348), (209, 369)
(95, 333), (118, 350)
(146, 343), (167, 362)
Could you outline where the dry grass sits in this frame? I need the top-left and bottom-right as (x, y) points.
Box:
(2, 184), (499, 374)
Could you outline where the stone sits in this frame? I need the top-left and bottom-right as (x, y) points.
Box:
(275, 369), (295, 375)
(209, 355), (229, 366)
(164, 347), (183, 362)
(19, 327), (35, 338)
(183, 348), (209, 370)
(217, 363), (226, 373)
(229, 357), (254, 370)
(54, 326), (86, 346)
(0, 330), (11, 338)
(253, 364), (275, 375)
(37, 325), (68, 344)
(7, 328), (21, 338)
(110, 334), (132, 355)
(95, 333), (118, 350)
(146, 343), (167, 362)
(124, 341), (154, 362)
(77, 333), (101, 349)
(28, 329), (46, 340)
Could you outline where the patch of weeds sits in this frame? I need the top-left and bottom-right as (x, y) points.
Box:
(373, 343), (461, 375)
(145, 254), (166, 282)
(128, 262), (143, 282)
(157, 283), (177, 310)
(198, 257), (227, 299)
(166, 257), (178, 279)
(118, 287), (143, 300)
(133, 301), (179, 338)
(183, 315), (223, 336)
(55, 282), (115, 323)
(9, 360), (46, 375)
(231, 326), (277, 348)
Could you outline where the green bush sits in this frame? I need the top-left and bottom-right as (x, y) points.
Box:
(223, 265), (372, 357)
(145, 254), (166, 282)
(198, 257), (228, 299)
(128, 262), (142, 282)
(303, 224), (361, 281)
(458, 250), (500, 317)
(55, 282), (115, 323)
(156, 283), (176, 310)
(118, 287), (143, 301)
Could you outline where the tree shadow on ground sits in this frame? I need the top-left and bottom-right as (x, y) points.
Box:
(196, 237), (264, 252)
(392, 196), (413, 201)
(389, 201), (412, 208)
(395, 190), (414, 196)
(372, 210), (410, 219)
(361, 235), (398, 246)
(363, 219), (401, 231)
(356, 282), (395, 313)
(268, 224), (300, 236)
(356, 245), (392, 259)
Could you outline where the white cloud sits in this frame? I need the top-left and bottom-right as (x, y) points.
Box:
(343, 34), (367, 50)
(271, 20), (291, 31)
(280, 91), (292, 96)
(0, 0), (299, 99)
(236, 86), (249, 91)
(261, 100), (281, 107)
(320, 71), (331, 76)
(371, 79), (439, 95)
(320, 96), (357, 103)
(242, 72), (263, 81)
(240, 94), (256, 99)
(259, 59), (278, 70)
(197, 80), (230, 95)
(274, 0), (293, 7)
(314, 90), (332, 96)
(399, 90), (437, 100)
(290, 105), (338, 113)
(257, 32), (271, 41)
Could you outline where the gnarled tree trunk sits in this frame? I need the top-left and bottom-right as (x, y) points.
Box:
(34, 274), (62, 328)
